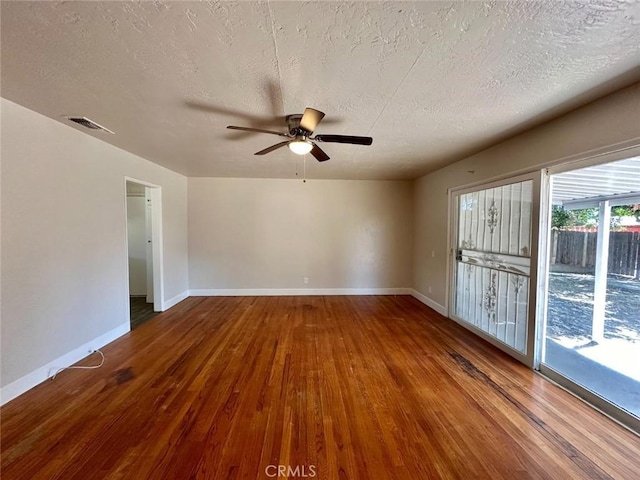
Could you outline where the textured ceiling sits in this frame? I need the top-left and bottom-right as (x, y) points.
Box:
(1, 1), (639, 180)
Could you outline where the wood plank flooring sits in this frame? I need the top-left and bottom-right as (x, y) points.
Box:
(2, 296), (639, 479)
(129, 296), (158, 330)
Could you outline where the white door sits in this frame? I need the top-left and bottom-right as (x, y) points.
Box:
(451, 174), (540, 365)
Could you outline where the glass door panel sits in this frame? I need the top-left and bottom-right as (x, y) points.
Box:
(453, 179), (533, 354)
(541, 157), (640, 426)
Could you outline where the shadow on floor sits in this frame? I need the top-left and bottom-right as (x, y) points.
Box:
(545, 339), (640, 418)
(129, 296), (158, 330)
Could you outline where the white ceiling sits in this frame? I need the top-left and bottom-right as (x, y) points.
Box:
(1, 1), (639, 180)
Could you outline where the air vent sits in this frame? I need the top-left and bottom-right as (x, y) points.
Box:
(65, 116), (114, 134)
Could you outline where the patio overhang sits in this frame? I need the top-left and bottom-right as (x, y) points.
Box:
(552, 156), (640, 209)
(562, 193), (640, 210)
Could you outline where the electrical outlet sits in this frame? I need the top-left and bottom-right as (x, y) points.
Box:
(428, 286), (432, 294)
(303, 277), (309, 284)
(431, 250), (435, 258)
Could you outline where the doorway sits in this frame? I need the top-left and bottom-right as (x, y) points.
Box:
(538, 155), (640, 431)
(125, 179), (163, 329)
(447, 152), (640, 432)
(449, 173), (541, 366)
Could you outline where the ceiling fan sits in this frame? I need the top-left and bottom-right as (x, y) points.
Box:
(227, 107), (373, 162)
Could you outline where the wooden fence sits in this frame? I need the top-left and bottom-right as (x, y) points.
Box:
(550, 230), (640, 279)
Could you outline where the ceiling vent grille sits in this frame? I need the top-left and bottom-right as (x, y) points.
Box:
(65, 116), (114, 134)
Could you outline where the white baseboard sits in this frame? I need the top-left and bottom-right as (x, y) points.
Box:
(410, 289), (448, 316)
(189, 288), (412, 297)
(0, 323), (130, 407)
(162, 290), (189, 310)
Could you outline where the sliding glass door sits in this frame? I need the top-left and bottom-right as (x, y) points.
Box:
(538, 156), (640, 430)
(450, 173), (540, 365)
(449, 153), (640, 432)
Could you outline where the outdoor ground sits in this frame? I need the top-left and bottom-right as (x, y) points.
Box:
(546, 272), (640, 416)
(547, 272), (640, 343)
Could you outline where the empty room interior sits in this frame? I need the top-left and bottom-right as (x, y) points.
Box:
(2, 2), (640, 479)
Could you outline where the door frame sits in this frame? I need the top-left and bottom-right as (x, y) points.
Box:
(535, 148), (640, 433)
(447, 171), (543, 367)
(124, 177), (164, 313)
(442, 141), (640, 431)
(535, 144), (640, 369)
(145, 187), (154, 305)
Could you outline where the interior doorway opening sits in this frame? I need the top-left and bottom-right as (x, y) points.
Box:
(125, 179), (163, 329)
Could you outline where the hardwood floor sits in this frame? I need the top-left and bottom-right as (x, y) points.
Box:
(1, 296), (639, 479)
(129, 296), (157, 330)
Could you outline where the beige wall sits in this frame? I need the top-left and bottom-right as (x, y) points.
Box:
(1, 99), (189, 391)
(413, 82), (640, 310)
(189, 178), (413, 291)
(3, 81), (638, 400)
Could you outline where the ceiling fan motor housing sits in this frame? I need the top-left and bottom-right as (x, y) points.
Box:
(286, 114), (304, 135)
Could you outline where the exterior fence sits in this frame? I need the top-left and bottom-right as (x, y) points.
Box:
(550, 230), (640, 279)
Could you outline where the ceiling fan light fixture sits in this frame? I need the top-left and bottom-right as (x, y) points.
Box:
(229, 106), (371, 162)
(288, 140), (313, 155)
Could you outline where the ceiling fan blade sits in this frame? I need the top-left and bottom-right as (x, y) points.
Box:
(310, 143), (330, 162)
(299, 108), (325, 133)
(227, 126), (289, 137)
(313, 134), (373, 145)
(255, 141), (291, 155)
